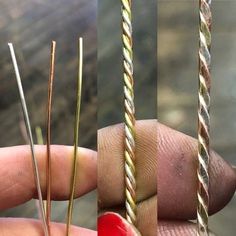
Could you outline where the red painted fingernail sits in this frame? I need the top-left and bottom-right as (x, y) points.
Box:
(98, 212), (137, 236)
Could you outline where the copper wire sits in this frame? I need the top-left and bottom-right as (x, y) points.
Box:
(197, 0), (212, 235)
(66, 37), (83, 236)
(121, 0), (137, 226)
(46, 41), (56, 235)
(8, 43), (49, 236)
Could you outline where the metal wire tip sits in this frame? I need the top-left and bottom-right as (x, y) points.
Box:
(8, 43), (49, 236)
(66, 37), (83, 236)
(46, 40), (56, 236)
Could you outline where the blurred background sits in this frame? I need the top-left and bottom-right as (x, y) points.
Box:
(158, 0), (236, 235)
(98, 0), (157, 128)
(0, 0), (96, 230)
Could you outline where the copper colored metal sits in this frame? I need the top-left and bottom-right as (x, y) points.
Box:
(197, 0), (212, 235)
(121, 0), (136, 226)
(46, 41), (56, 235)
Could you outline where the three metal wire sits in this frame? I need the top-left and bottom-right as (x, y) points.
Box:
(197, 0), (212, 235)
(121, 0), (137, 226)
(9, 39), (83, 236)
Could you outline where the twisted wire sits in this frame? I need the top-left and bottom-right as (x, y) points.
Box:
(121, 0), (136, 226)
(197, 0), (212, 235)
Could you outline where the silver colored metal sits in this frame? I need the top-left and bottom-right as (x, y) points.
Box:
(121, 0), (136, 226)
(197, 0), (212, 235)
(8, 43), (49, 236)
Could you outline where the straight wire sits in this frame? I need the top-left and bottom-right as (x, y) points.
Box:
(46, 41), (56, 236)
(197, 0), (212, 235)
(121, 0), (137, 226)
(66, 37), (83, 236)
(8, 43), (49, 236)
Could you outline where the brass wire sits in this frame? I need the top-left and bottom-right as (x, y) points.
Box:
(66, 37), (83, 236)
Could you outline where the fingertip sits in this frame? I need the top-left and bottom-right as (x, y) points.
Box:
(209, 150), (236, 215)
(158, 123), (236, 219)
(0, 218), (96, 236)
(98, 212), (141, 236)
(158, 221), (216, 236)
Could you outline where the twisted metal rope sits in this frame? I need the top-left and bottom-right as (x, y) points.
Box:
(121, 0), (136, 226)
(197, 0), (212, 235)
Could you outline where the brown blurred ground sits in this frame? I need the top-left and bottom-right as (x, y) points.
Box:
(158, 1), (236, 235)
(98, 0), (157, 128)
(0, 0), (96, 230)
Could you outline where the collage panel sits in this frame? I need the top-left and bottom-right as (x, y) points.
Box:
(0, 0), (97, 235)
(158, 1), (236, 235)
(98, 0), (157, 235)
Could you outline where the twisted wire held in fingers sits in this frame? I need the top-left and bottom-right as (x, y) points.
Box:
(197, 0), (212, 235)
(121, 0), (137, 226)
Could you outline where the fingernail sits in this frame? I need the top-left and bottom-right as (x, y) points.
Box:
(98, 212), (139, 236)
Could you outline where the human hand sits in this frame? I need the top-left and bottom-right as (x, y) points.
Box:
(98, 120), (157, 235)
(1, 121), (235, 236)
(157, 123), (236, 235)
(0, 145), (97, 235)
(98, 120), (236, 236)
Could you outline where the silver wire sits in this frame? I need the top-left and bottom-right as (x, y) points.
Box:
(8, 43), (49, 236)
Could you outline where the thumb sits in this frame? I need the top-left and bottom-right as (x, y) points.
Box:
(158, 221), (216, 236)
(98, 212), (141, 236)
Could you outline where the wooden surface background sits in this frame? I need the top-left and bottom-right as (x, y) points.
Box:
(0, 0), (97, 230)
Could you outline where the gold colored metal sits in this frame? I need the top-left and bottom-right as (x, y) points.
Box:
(121, 0), (136, 226)
(36, 126), (44, 145)
(197, 0), (212, 235)
(66, 37), (83, 236)
(46, 41), (56, 236)
(8, 43), (49, 236)
(35, 126), (47, 214)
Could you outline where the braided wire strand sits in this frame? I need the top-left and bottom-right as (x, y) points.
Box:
(197, 0), (212, 235)
(121, 0), (137, 226)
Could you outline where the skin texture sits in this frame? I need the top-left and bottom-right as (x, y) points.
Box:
(98, 120), (236, 235)
(158, 123), (236, 220)
(0, 120), (235, 235)
(0, 145), (97, 235)
(0, 219), (95, 236)
(98, 120), (157, 236)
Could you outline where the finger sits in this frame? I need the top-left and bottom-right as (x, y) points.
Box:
(0, 218), (96, 236)
(98, 119), (157, 207)
(158, 123), (236, 220)
(98, 212), (141, 236)
(0, 145), (97, 210)
(103, 195), (157, 236)
(158, 221), (216, 236)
